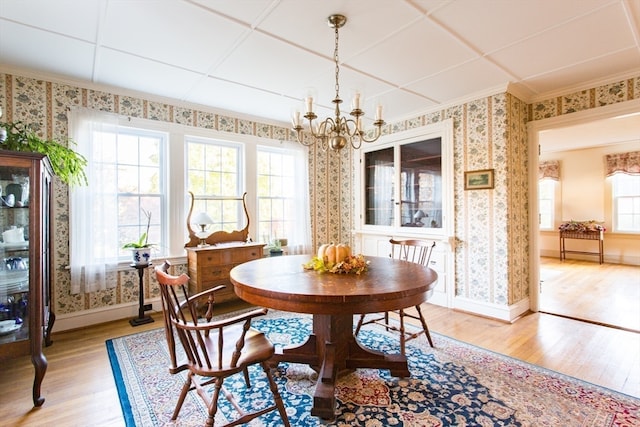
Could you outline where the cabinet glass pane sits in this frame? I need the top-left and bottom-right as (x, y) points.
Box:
(0, 166), (30, 343)
(365, 147), (394, 225)
(400, 138), (442, 228)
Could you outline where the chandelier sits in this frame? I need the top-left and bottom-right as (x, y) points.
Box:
(292, 14), (385, 152)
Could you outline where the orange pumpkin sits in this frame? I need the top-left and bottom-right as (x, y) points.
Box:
(318, 243), (351, 264)
(335, 243), (351, 263)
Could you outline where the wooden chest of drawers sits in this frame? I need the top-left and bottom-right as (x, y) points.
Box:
(185, 242), (265, 302)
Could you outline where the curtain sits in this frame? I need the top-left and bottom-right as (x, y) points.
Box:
(281, 145), (311, 255)
(68, 109), (119, 294)
(605, 151), (640, 176)
(539, 160), (560, 180)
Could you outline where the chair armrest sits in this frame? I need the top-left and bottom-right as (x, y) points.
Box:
(178, 285), (226, 311)
(182, 307), (268, 331)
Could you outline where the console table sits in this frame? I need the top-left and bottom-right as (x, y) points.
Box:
(559, 230), (604, 264)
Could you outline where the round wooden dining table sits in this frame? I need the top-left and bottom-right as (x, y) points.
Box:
(229, 254), (438, 420)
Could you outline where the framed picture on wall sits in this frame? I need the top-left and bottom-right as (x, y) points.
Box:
(464, 169), (494, 190)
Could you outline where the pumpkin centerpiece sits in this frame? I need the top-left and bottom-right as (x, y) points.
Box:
(304, 242), (368, 274)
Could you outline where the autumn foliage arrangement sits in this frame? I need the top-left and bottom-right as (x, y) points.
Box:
(303, 242), (369, 274)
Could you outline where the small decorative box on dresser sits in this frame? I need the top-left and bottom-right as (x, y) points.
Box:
(185, 242), (265, 302)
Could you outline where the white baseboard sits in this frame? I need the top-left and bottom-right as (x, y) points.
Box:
(452, 297), (530, 323)
(53, 297), (163, 332)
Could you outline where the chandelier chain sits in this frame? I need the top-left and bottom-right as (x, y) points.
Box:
(334, 25), (340, 100)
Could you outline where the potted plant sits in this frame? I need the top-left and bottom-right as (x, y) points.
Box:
(122, 208), (155, 265)
(0, 116), (87, 187)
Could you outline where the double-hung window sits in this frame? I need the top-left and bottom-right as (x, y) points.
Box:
(186, 136), (244, 232)
(256, 146), (297, 245)
(69, 109), (311, 294)
(538, 179), (556, 230)
(69, 110), (167, 293)
(611, 173), (640, 232)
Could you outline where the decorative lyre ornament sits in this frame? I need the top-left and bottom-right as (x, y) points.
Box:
(291, 14), (385, 152)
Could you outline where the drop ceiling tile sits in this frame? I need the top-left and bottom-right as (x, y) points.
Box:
(0, 21), (95, 81)
(101, 1), (249, 73)
(346, 16), (477, 86)
(189, 0), (276, 26)
(186, 76), (297, 124)
(95, 49), (205, 101)
(522, 48), (640, 96)
(213, 31), (333, 96)
(256, 0), (423, 58)
(0, 0), (102, 41)
(375, 89), (438, 122)
(489, 2), (638, 80)
(423, 0), (611, 53)
(406, 58), (513, 103)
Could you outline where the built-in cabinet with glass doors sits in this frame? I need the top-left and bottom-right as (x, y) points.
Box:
(0, 150), (53, 407)
(355, 120), (454, 307)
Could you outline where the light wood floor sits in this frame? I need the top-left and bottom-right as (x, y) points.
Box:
(539, 256), (640, 332)
(1, 298), (639, 426)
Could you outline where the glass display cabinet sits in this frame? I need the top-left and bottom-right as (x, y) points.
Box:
(0, 149), (54, 407)
(355, 119), (455, 308)
(364, 137), (443, 229)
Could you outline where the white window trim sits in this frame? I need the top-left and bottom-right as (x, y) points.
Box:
(68, 108), (311, 293)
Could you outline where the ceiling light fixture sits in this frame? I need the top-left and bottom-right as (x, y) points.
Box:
(292, 14), (385, 152)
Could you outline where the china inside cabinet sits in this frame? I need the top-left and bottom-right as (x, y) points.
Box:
(0, 149), (54, 407)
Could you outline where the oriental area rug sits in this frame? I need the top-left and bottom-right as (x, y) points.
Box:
(106, 311), (640, 426)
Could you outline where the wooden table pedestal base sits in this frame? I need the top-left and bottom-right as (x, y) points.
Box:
(270, 313), (410, 420)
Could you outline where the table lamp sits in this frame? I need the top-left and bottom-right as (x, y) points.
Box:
(192, 212), (214, 247)
(413, 210), (427, 226)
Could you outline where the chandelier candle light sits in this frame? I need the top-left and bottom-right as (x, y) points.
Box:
(292, 14), (385, 152)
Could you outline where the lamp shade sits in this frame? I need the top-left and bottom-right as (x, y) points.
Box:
(192, 212), (214, 225)
(414, 210), (427, 220)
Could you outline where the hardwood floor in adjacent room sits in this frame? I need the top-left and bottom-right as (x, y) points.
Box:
(539, 256), (640, 332)
(1, 301), (638, 426)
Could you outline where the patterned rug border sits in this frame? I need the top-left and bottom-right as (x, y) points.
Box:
(106, 309), (640, 426)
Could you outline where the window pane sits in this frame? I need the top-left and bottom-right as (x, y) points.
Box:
(538, 179), (555, 230)
(88, 126), (166, 259)
(186, 137), (243, 233)
(612, 174), (640, 232)
(257, 148), (297, 244)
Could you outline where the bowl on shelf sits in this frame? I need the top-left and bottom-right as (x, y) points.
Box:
(0, 319), (22, 336)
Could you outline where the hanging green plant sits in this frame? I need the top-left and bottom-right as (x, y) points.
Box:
(0, 120), (87, 186)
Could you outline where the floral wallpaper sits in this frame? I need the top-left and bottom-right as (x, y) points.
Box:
(1, 70), (639, 323)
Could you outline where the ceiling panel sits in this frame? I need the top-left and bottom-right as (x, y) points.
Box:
(0, 0), (102, 41)
(347, 16), (478, 86)
(101, 2), (249, 74)
(406, 58), (514, 103)
(186, 75), (298, 123)
(524, 48), (640, 96)
(0, 21), (96, 81)
(426, 0), (612, 53)
(489, 2), (637, 80)
(96, 49), (205, 100)
(213, 31), (333, 97)
(0, 0), (638, 128)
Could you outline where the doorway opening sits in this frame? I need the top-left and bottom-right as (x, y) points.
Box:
(529, 100), (640, 333)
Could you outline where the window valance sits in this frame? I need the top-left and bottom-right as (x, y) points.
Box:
(539, 160), (560, 180)
(605, 151), (640, 176)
